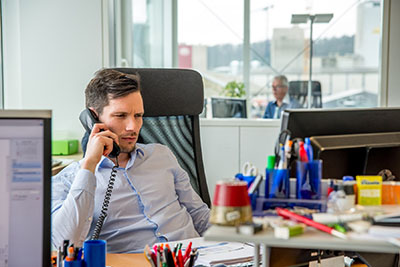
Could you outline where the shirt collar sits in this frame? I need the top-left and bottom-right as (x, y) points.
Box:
(273, 94), (290, 106)
(86, 144), (145, 171)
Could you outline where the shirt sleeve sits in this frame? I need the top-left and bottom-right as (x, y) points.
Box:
(263, 102), (272, 118)
(51, 163), (97, 248)
(166, 149), (211, 236)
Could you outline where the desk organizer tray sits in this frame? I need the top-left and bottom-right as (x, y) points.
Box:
(252, 197), (328, 216)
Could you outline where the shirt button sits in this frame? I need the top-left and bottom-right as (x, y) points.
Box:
(157, 232), (161, 236)
(88, 217), (92, 222)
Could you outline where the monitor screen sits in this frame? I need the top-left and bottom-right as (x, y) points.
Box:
(0, 110), (51, 267)
(211, 97), (247, 118)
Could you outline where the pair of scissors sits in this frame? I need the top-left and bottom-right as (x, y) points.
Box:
(242, 162), (259, 177)
(274, 129), (291, 167)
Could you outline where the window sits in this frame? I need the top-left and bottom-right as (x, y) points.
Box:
(108, 0), (173, 68)
(119, 0), (382, 118)
(178, 0), (382, 117)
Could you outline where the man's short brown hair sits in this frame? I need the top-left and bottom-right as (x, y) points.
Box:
(85, 69), (141, 115)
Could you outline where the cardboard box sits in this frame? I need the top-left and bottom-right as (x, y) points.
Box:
(52, 139), (79, 155)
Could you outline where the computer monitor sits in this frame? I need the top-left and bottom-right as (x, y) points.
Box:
(281, 108), (400, 179)
(211, 97), (247, 118)
(0, 110), (52, 267)
(281, 108), (400, 139)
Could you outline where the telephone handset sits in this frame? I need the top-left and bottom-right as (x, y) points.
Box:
(79, 109), (120, 158)
(79, 108), (119, 240)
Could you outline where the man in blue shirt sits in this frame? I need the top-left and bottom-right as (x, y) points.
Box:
(52, 69), (210, 252)
(263, 75), (302, 119)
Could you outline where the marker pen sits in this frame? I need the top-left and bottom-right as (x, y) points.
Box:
(276, 207), (347, 239)
(304, 138), (313, 161)
(277, 145), (287, 169)
(298, 141), (309, 162)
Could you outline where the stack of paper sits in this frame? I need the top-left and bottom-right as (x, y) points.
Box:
(373, 211), (400, 225)
(159, 237), (254, 266)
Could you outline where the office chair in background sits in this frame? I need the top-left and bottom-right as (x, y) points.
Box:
(288, 81), (322, 108)
(82, 68), (211, 207)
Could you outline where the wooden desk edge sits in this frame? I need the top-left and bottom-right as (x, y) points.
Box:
(107, 253), (150, 267)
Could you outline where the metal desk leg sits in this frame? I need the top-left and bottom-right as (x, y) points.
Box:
(254, 244), (260, 267)
(262, 244), (270, 267)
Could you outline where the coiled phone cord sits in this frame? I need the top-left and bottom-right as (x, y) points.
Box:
(91, 158), (119, 240)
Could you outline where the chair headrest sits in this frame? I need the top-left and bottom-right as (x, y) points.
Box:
(112, 68), (204, 117)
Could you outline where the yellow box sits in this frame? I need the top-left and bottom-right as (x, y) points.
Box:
(356, 176), (382, 205)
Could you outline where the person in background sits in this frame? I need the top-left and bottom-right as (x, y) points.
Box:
(263, 75), (302, 119)
(51, 69), (210, 253)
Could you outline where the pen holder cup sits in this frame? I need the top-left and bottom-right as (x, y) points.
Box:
(268, 169), (290, 199)
(64, 260), (83, 267)
(296, 160), (322, 200)
(83, 240), (106, 267)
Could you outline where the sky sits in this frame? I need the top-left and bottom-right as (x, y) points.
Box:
(177, 0), (372, 46)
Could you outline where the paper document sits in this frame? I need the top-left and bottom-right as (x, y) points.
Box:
(158, 237), (254, 266)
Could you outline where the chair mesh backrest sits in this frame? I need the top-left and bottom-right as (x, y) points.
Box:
(138, 116), (201, 194)
(112, 68), (211, 206)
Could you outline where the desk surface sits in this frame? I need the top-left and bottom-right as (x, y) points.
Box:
(107, 253), (150, 267)
(204, 225), (400, 254)
(52, 153), (83, 175)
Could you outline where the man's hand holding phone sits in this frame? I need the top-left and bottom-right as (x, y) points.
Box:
(82, 123), (119, 173)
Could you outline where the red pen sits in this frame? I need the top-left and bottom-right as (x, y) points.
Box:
(178, 248), (184, 267)
(298, 141), (309, 162)
(183, 241), (192, 263)
(276, 207), (347, 239)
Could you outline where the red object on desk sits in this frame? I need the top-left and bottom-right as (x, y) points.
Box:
(178, 249), (183, 267)
(183, 241), (192, 263)
(275, 207), (347, 239)
(213, 181), (250, 206)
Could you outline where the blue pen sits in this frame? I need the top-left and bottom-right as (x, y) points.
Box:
(277, 145), (287, 170)
(304, 138), (313, 161)
(77, 248), (83, 261)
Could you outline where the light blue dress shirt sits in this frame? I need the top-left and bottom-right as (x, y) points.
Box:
(51, 143), (210, 253)
(263, 97), (302, 119)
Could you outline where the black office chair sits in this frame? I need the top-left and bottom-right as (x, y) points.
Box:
(82, 68), (211, 207)
(288, 81), (322, 108)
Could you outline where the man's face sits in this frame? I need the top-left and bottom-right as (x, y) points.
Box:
(98, 91), (144, 154)
(272, 79), (288, 101)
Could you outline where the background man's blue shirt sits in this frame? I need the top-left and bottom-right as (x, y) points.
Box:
(263, 97), (302, 119)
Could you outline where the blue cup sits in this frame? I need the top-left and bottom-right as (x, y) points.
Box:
(269, 169), (290, 199)
(265, 168), (273, 198)
(64, 260), (83, 267)
(83, 240), (106, 267)
(296, 160), (322, 199)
